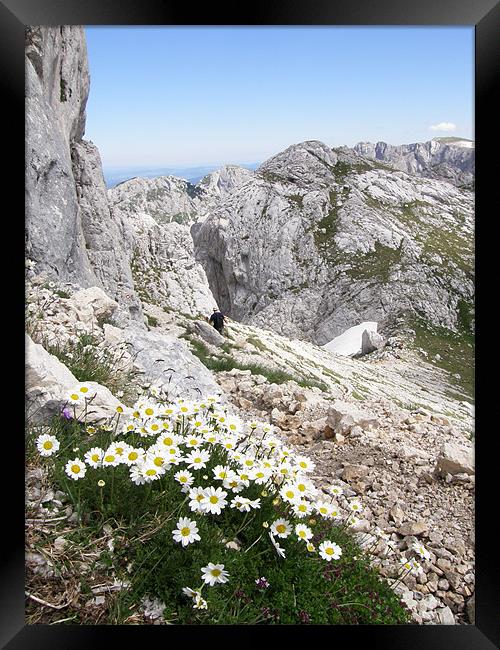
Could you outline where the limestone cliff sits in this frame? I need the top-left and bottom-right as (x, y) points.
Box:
(25, 26), (143, 323)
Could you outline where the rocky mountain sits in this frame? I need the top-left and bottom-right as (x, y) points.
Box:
(193, 141), (474, 348)
(352, 138), (474, 189)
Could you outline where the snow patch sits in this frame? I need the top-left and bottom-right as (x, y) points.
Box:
(323, 321), (378, 356)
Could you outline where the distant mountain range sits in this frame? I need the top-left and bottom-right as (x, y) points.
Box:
(104, 162), (260, 188)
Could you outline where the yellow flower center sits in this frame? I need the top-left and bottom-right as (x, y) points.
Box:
(145, 408), (154, 416)
(298, 485), (306, 492)
(80, 387), (89, 393)
(326, 548), (334, 555)
(129, 452), (138, 460)
(43, 441), (53, 450)
(299, 461), (307, 468)
(299, 531), (306, 538)
(180, 476), (187, 482)
(299, 505), (306, 512)
(211, 569), (221, 577)
(210, 496), (219, 504)
(154, 458), (164, 466)
(70, 394), (79, 401)
(71, 464), (80, 474)
(91, 454), (99, 462)
(146, 469), (157, 476)
(116, 406), (123, 413)
(286, 491), (294, 499)
(276, 524), (286, 534)
(181, 527), (190, 536)
(104, 455), (115, 463)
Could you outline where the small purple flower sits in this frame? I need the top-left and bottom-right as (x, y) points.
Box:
(61, 407), (72, 420)
(255, 576), (270, 590)
(298, 610), (311, 624)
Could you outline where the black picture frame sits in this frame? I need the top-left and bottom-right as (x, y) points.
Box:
(5, 0), (499, 646)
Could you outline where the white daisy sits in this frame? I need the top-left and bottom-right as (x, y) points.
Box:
(174, 469), (195, 489)
(184, 448), (211, 471)
(412, 542), (431, 561)
(129, 463), (147, 485)
(65, 458), (87, 480)
(349, 499), (363, 513)
(270, 518), (292, 539)
(102, 449), (121, 467)
(201, 563), (230, 586)
(77, 383), (94, 398)
(172, 517), (201, 547)
(295, 523), (313, 542)
(188, 486), (207, 513)
(141, 462), (165, 482)
(122, 447), (145, 466)
(318, 540), (342, 561)
(212, 465), (233, 481)
(294, 455), (316, 473)
(200, 486), (228, 515)
(36, 434), (60, 457)
(146, 446), (168, 469)
(293, 500), (313, 518)
(66, 390), (81, 405)
(84, 446), (104, 468)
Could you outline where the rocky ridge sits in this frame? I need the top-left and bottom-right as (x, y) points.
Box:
(353, 138), (474, 189)
(193, 140), (474, 347)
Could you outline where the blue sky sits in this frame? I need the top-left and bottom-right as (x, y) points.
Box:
(84, 26), (474, 168)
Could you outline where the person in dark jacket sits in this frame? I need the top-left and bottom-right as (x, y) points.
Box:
(209, 307), (226, 334)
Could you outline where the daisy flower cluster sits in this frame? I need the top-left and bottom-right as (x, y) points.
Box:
(36, 385), (418, 610)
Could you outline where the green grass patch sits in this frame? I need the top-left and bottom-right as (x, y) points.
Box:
(406, 315), (474, 399)
(44, 333), (140, 405)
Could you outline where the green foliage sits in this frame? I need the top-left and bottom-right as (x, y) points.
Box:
(147, 315), (159, 328)
(45, 333), (140, 405)
(60, 78), (68, 102)
(345, 241), (403, 282)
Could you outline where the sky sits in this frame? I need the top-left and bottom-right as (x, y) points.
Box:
(84, 26), (474, 169)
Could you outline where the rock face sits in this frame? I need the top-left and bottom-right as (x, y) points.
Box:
(123, 213), (216, 317)
(193, 140), (474, 345)
(25, 26), (143, 324)
(353, 138), (475, 189)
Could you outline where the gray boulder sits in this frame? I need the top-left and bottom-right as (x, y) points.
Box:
(192, 320), (226, 347)
(326, 400), (379, 435)
(435, 443), (474, 477)
(123, 326), (224, 401)
(361, 329), (385, 355)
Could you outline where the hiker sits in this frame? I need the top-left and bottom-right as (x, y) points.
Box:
(208, 307), (226, 335)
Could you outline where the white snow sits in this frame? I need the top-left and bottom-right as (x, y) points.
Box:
(454, 140), (474, 149)
(323, 321), (378, 356)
